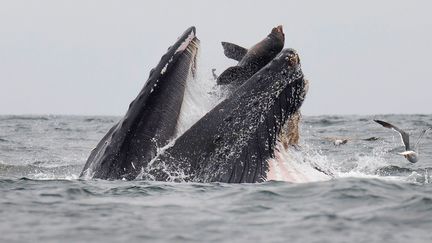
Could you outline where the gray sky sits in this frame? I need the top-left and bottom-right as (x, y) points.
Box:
(1, 0), (431, 115)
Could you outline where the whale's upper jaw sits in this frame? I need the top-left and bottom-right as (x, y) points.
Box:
(285, 49), (300, 66)
(220, 49), (307, 183)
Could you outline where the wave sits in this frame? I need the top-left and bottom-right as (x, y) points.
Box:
(83, 117), (117, 123)
(0, 162), (81, 180)
(0, 115), (51, 121)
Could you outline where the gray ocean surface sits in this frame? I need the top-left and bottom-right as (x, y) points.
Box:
(1, 114), (432, 242)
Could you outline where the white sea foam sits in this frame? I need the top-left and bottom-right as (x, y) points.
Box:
(269, 138), (428, 184)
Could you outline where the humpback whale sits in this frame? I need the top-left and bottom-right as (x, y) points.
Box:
(143, 49), (308, 183)
(81, 26), (309, 183)
(80, 27), (200, 179)
(217, 25), (285, 87)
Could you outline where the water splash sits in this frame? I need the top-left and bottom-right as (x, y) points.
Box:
(273, 136), (432, 184)
(267, 143), (333, 183)
(175, 51), (226, 136)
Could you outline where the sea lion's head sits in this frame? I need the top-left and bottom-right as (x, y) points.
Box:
(264, 25), (285, 57)
(269, 25), (285, 43)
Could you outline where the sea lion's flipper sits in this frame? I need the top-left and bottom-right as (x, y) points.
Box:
(221, 42), (248, 62)
(216, 66), (247, 85)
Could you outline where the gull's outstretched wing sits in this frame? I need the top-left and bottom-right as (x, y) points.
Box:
(414, 127), (431, 150)
(374, 120), (410, 150)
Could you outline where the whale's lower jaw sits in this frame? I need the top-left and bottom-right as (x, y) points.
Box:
(80, 27), (200, 180)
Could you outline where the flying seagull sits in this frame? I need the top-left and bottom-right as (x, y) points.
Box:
(374, 119), (431, 163)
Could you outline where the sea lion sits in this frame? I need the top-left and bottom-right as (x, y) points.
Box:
(217, 25), (285, 87)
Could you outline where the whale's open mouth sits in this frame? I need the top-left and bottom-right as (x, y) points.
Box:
(141, 49), (310, 183)
(81, 28), (312, 183)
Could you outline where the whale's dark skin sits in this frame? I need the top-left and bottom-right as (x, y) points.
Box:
(143, 49), (307, 183)
(217, 26), (304, 148)
(80, 27), (199, 180)
(217, 25), (285, 88)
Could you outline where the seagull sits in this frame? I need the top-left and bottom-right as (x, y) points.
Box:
(374, 119), (431, 163)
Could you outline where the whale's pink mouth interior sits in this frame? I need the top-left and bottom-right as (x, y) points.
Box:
(267, 144), (307, 183)
(266, 143), (332, 183)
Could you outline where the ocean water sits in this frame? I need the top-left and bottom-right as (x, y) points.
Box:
(1, 114), (432, 242)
